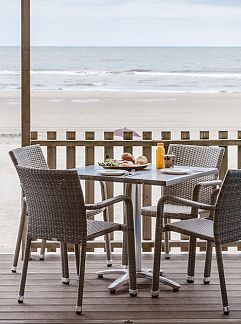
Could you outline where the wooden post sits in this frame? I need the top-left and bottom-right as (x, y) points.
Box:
(21, 0), (31, 147)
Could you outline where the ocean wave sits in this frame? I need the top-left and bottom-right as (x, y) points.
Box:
(0, 70), (116, 76)
(31, 70), (116, 76)
(65, 82), (103, 87)
(132, 71), (241, 78)
(126, 69), (153, 73)
(1, 69), (241, 79)
(44, 88), (241, 94)
(0, 70), (20, 75)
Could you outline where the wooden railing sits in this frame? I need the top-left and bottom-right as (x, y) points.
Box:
(29, 130), (241, 253)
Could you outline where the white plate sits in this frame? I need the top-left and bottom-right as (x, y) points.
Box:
(161, 168), (190, 175)
(99, 169), (128, 176)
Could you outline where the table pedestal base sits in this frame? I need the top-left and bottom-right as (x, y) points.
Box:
(96, 268), (181, 292)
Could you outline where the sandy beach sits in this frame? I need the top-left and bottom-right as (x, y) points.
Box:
(1, 90), (241, 133)
(1, 90), (241, 251)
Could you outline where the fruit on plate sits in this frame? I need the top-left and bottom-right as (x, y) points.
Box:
(136, 155), (148, 165)
(121, 152), (135, 163)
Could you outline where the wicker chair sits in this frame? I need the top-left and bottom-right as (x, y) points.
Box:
(9, 145), (112, 274)
(141, 144), (224, 261)
(151, 169), (241, 315)
(15, 166), (137, 314)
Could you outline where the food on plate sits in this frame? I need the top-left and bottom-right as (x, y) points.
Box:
(98, 154), (149, 168)
(98, 159), (120, 167)
(136, 155), (149, 165)
(121, 152), (135, 163)
(122, 160), (134, 166)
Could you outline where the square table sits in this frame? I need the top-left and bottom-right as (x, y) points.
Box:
(77, 164), (218, 292)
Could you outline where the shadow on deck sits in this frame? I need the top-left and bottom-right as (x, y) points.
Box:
(0, 253), (241, 323)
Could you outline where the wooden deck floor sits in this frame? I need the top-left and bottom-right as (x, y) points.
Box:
(0, 253), (241, 324)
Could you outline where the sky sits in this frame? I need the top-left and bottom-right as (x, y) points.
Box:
(1, 0), (241, 46)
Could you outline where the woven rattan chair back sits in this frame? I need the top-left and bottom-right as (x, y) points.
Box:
(214, 169), (241, 245)
(16, 166), (87, 244)
(9, 144), (48, 169)
(164, 144), (225, 204)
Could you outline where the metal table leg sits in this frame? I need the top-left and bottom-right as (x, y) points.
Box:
(96, 183), (180, 292)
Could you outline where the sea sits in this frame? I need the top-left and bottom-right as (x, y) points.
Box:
(0, 46), (241, 93)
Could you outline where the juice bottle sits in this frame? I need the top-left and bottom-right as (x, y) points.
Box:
(156, 143), (165, 169)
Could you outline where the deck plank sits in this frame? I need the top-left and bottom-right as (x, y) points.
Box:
(0, 253), (241, 323)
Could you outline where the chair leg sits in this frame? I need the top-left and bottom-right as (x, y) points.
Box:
(203, 241), (213, 284)
(100, 181), (112, 267)
(18, 236), (32, 303)
(103, 210), (112, 267)
(215, 243), (229, 315)
(75, 244), (80, 277)
(76, 242), (87, 314)
(164, 218), (170, 259)
(122, 183), (132, 268)
(12, 199), (27, 273)
(126, 230), (137, 296)
(60, 242), (69, 284)
(187, 236), (197, 283)
(121, 232), (128, 268)
(151, 206), (163, 297)
(39, 239), (46, 260)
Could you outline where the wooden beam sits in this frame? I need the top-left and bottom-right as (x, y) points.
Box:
(21, 0), (30, 147)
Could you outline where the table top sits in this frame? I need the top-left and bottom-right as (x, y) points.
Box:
(76, 165), (218, 186)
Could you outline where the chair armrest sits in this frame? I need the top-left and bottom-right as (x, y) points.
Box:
(86, 195), (131, 210)
(153, 196), (215, 250)
(86, 204), (104, 211)
(159, 195), (216, 211)
(195, 180), (222, 188)
(193, 179), (222, 202)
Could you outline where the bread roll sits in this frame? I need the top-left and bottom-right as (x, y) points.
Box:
(136, 155), (148, 165)
(121, 152), (135, 163)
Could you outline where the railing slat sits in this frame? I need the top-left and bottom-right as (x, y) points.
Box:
(31, 131), (38, 141)
(219, 131), (228, 180)
(66, 131), (76, 169)
(180, 131), (190, 252)
(161, 131), (171, 153)
(200, 131), (209, 141)
(104, 132), (114, 242)
(85, 132), (95, 204)
(199, 131), (210, 251)
(237, 131), (241, 169)
(47, 131), (56, 169)
(85, 131), (95, 252)
(123, 131), (133, 153)
(142, 131), (152, 252)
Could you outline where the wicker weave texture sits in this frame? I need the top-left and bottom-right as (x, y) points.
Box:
(164, 144), (225, 204)
(17, 166), (87, 244)
(16, 166), (137, 312)
(9, 144), (48, 169)
(166, 218), (214, 241)
(214, 170), (241, 245)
